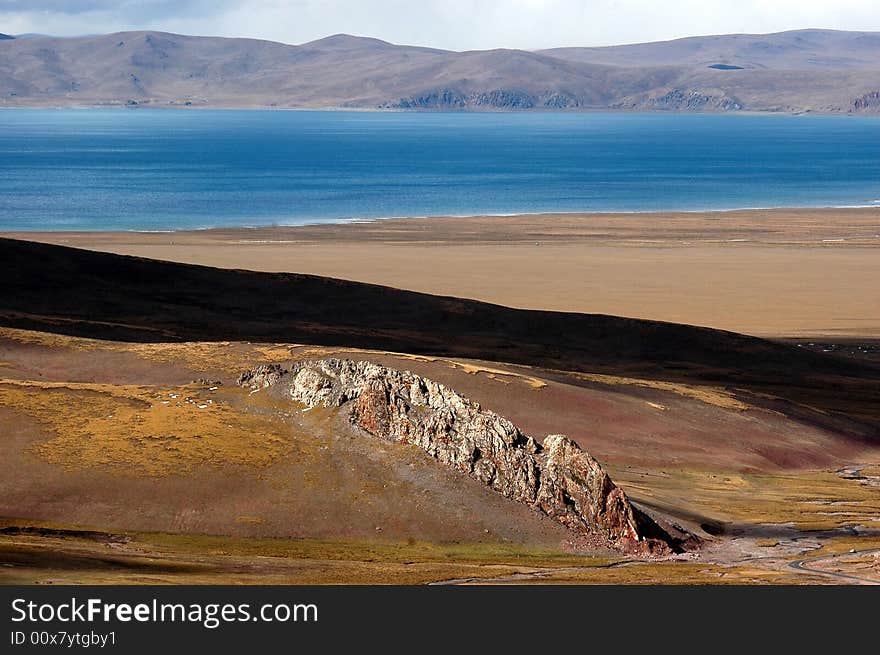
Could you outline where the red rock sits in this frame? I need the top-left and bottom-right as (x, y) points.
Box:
(239, 359), (688, 555)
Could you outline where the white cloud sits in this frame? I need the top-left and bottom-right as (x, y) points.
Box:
(1, 0), (879, 48)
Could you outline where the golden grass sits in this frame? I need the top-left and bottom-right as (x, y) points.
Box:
(567, 371), (753, 411)
(2, 327), (877, 585)
(280, 345), (550, 390)
(612, 467), (880, 531)
(444, 362), (548, 389)
(138, 532), (611, 569)
(0, 513), (872, 585)
(0, 327), (101, 351)
(0, 530), (808, 585)
(0, 540), (532, 585)
(124, 342), (301, 373)
(0, 379), (294, 476)
(796, 534), (880, 558)
(0, 326), (303, 374)
(235, 516), (266, 525)
(0, 517), (621, 585)
(506, 562), (794, 585)
(2, 327), (530, 390)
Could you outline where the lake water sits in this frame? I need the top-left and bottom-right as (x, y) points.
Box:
(0, 109), (878, 231)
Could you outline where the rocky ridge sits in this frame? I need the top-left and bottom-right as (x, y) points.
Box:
(238, 359), (689, 555)
(853, 91), (880, 111)
(386, 88), (579, 110)
(614, 88), (743, 111)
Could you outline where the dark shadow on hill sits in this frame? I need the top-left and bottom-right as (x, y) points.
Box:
(1, 237), (878, 442)
(0, 543), (207, 574)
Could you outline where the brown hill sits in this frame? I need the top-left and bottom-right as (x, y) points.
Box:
(541, 29), (880, 69)
(1, 29), (879, 112)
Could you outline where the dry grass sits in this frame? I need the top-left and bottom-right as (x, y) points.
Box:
(0, 326), (301, 374)
(612, 467), (880, 531)
(444, 362), (548, 389)
(0, 519), (813, 586)
(0, 519), (620, 585)
(567, 371), (752, 411)
(2, 326), (877, 584)
(0, 539), (533, 585)
(504, 562), (794, 585)
(0, 529), (810, 585)
(0, 379), (295, 476)
(796, 534), (880, 558)
(0, 327), (104, 351)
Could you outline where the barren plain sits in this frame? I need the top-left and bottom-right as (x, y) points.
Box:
(13, 207), (879, 337)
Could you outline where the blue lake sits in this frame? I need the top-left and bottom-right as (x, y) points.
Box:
(0, 109), (878, 231)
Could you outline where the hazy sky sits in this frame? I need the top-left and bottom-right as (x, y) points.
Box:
(2, 0), (879, 49)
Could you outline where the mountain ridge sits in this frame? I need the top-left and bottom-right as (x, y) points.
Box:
(1, 28), (879, 112)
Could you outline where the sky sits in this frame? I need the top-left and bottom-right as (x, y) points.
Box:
(2, 0), (879, 50)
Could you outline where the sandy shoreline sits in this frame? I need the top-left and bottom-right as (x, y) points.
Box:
(5, 208), (879, 338)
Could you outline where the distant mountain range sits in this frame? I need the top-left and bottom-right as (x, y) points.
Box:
(1, 29), (879, 113)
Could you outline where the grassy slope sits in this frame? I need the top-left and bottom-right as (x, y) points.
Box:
(1, 239), (879, 584)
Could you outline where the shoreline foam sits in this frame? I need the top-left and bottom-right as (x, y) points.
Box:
(2, 204), (880, 235)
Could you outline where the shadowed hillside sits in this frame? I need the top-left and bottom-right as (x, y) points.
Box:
(1, 29), (879, 112)
(1, 237), (878, 439)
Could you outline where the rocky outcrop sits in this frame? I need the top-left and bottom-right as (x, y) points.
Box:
(238, 359), (687, 555)
(615, 88), (743, 112)
(853, 91), (880, 112)
(656, 89), (743, 111)
(387, 88), (578, 110)
(390, 89), (469, 109)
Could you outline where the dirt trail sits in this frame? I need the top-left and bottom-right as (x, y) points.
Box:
(789, 548), (880, 585)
